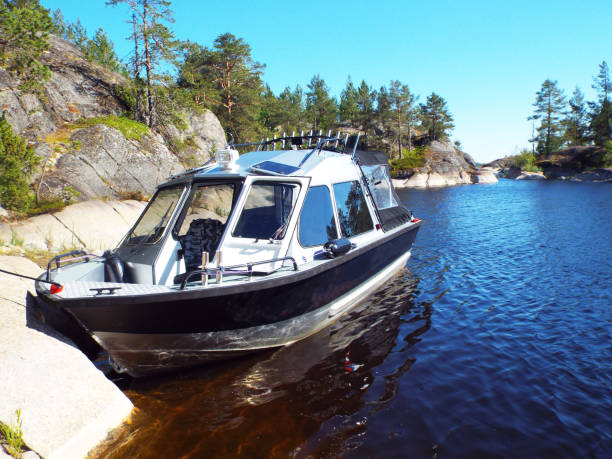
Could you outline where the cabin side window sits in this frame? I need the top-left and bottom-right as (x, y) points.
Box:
(298, 186), (338, 247)
(332, 181), (374, 237)
(232, 182), (300, 240)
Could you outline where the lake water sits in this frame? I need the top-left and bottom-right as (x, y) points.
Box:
(94, 179), (611, 458)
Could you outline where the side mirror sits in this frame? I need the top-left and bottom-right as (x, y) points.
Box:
(323, 238), (353, 258)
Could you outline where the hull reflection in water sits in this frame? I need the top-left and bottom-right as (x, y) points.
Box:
(91, 268), (429, 458)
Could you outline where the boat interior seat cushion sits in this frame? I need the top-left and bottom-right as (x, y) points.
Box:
(178, 218), (225, 272)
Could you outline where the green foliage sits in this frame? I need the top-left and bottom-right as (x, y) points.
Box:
(588, 61), (612, 145)
(529, 79), (566, 156)
(389, 146), (427, 173)
(75, 115), (149, 140)
(177, 33), (265, 142)
(0, 114), (40, 212)
(305, 74), (337, 132)
(508, 149), (541, 172)
(85, 28), (122, 73)
(339, 77), (359, 126)
(389, 80), (416, 157)
(0, 0), (53, 92)
(564, 87), (588, 146)
(419, 93), (454, 141)
(107, 0), (179, 127)
(0, 409), (24, 458)
(26, 186), (80, 216)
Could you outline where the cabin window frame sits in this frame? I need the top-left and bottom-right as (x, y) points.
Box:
(230, 180), (302, 241)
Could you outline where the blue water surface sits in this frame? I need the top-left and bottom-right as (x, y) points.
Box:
(96, 179), (611, 458)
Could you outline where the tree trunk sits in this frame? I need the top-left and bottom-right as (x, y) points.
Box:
(397, 108), (402, 159)
(131, 13), (139, 79)
(142, 1), (153, 127)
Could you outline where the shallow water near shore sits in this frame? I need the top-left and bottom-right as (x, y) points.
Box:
(93, 179), (611, 458)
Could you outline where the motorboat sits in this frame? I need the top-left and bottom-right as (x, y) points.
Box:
(35, 134), (422, 377)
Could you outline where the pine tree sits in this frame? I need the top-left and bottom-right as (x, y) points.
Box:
(564, 87), (588, 146)
(529, 79), (566, 156)
(272, 85), (305, 135)
(376, 85), (392, 138)
(0, 114), (40, 211)
(355, 80), (377, 140)
(106, 0), (178, 127)
(339, 77), (358, 127)
(419, 93), (454, 141)
(589, 61), (612, 145)
(0, 0), (53, 90)
(305, 75), (337, 132)
(389, 80), (416, 157)
(178, 33), (265, 141)
(86, 28), (122, 73)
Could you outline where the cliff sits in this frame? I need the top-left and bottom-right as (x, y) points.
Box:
(0, 35), (226, 204)
(392, 140), (497, 188)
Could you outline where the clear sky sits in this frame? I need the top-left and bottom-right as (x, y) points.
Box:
(41, 0), (612, 163)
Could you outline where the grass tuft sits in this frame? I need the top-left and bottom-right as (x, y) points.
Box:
(1, 409), (24, 458)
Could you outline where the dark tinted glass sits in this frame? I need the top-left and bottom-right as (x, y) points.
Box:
(299, 186), (338, 247)
(333, 181), (373, 237)
(233, 182), (299, 239)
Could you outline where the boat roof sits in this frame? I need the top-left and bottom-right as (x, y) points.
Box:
(165, 135), (391, 187)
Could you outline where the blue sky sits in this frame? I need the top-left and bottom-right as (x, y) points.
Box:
(41, 0), (612, 163)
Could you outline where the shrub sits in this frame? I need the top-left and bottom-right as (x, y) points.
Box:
(389, 146), (427, 174)
(0, 114), (40, 212)
(509, 149), (541, 172)
(74, 115), (149, 141)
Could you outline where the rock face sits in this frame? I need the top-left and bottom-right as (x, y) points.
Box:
(392, 140), (497, 188)
(2, 199), (146, 252)
(0, 35), (226, 203)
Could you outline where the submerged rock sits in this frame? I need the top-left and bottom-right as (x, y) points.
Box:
(516, 171), (546, 180)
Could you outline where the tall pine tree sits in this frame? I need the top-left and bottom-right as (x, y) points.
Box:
(106, 0), (178, 127)
(178, 33), (265, 142)
(564, 87), (588, 146)
(419, 93), (454, 141)
(389, 80), (416, 157)
(529, 79), (566, 156)
(589, 61), (612, 145)
(305, 75), (337, 132)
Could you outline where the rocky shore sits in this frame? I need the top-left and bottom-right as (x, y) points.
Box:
(0, 200), (143, 459)
(391, 140), (498, 188)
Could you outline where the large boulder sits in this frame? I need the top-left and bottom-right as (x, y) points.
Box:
(393, 140), (485, 188)
(161, 109), (226, 167)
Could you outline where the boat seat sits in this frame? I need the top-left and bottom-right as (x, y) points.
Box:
(174, 218), (225, 284)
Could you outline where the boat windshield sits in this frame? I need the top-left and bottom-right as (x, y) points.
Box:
(127, 186), (185, 245)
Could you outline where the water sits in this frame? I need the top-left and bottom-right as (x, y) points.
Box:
(94, 179), (611, 458)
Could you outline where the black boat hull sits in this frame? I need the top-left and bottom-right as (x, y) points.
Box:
(36, 222), (421, 377)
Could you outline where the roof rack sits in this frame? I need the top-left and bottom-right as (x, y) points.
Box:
(230, 131), (361, 156)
